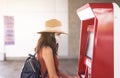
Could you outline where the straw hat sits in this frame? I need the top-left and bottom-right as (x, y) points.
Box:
(37, 19), (67, 35)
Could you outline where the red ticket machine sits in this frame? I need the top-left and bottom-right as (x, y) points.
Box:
(77, 3), (115, 78)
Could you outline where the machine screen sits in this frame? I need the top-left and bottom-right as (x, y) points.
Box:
(86, 32), (94, 59)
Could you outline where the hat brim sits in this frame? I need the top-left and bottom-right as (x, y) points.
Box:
(37, 30), (68, 35)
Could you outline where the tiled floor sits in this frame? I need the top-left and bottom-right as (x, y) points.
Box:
(0, 59), (78, 78)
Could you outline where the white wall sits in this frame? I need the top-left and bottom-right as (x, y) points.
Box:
(0, 0), (68, 59)
(113, 3), (120, 78)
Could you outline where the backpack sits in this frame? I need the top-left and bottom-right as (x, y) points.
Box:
(20, 53), (47, 78)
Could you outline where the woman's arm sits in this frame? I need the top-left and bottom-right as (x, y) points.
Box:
(42, 46), (59, 78)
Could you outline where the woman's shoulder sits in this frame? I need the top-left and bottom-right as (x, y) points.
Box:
(41, 46), (53, 58)
(42, 46), (52, 53)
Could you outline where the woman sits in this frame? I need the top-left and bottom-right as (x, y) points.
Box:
(35, 19), (75, 78)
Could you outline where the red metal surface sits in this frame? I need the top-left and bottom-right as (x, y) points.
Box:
(77, 3), (114, 78)
(78, 18), (95, 77)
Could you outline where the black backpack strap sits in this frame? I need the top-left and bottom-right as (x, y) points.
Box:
(43, 70), (48, 78)
(34, 51), (48, 78)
